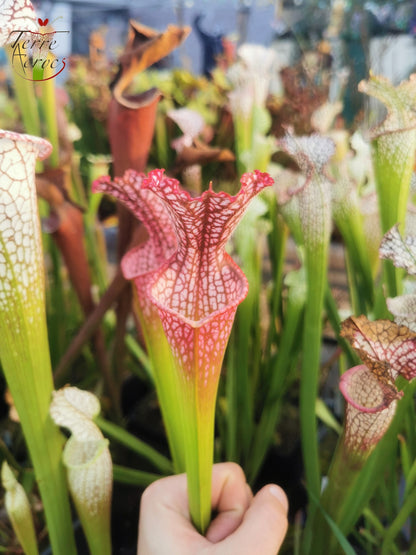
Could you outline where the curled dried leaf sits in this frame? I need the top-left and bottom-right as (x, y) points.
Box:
(112, 20), (190, 108)
(172, 139), (235, 174)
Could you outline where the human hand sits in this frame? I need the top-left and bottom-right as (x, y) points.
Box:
(137, 462), (288, 554)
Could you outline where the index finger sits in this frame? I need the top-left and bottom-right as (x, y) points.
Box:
(206, 462), (253, 542)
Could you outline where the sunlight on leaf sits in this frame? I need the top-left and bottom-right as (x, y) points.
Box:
(387, 294), (416, 332)
(279, 132), (335, 178)
(358, 73), (416, 135)
(311, 101), (343, 134)
(379, 224), (416, 275)
(315, 398), (342, 435)
(168, 107), (205, 147)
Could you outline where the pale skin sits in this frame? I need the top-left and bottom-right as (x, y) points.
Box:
(138, 462), (288, 554)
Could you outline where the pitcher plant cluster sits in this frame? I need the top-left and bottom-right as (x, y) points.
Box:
(2, 1), (416, 553)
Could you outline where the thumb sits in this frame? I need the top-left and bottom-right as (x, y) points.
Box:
(218, 485), (288, 555)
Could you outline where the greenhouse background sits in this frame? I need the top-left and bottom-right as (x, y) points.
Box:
(27, 0), (416, 119)
(2, 0), (416, 553)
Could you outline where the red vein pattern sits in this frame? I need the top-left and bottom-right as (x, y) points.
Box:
(341, 315), (416, 384)
(94, 171), (175, 273)
(93, 170), (177, 328)
(276, 133), (334, 250)
(0, 130), (51, 314)
(0, 0), (38, 46)
(95, 168), (272, 402)
(339, 313), (416, 457)
(140, 169), (272, 400)
(340, 365), (397, 456)
(379, 224), (416, 276)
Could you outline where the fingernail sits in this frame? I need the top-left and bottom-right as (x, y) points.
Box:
(269, 485), (289, 513)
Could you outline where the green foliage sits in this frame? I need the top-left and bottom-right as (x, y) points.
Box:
(3, 28), (416, 554)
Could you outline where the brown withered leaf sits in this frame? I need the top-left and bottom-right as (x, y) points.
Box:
(341, 315), (416, 386)
(36, 169), (86, 236)
(36, 171), (94, 315)
(112, 20), (190, 108)
(108, 92), (160, 176)
(36, 168), (84, 214)
(173, 138), (235, 174)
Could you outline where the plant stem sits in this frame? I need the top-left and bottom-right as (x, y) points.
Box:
(54, 270), (128, 380)
(301, 240), (328, 531)
(248, 271), (304, 483)
(382, 487), (416, 553)
(373, 131), (414, 298)
(131, 292), (187, 474)
(232, 283), (256, 464)
(265, 212), (288, 357)
(300, 233), (329, 553)
(112, 465), (165, 487)
(37, 75), (59, 168)
(234, 113), (253, 174)
(0, 251), (76, 554)
(225, 334), (238, 462)
(181, 371), (215, 535)
(319, 379), (416, 552)
(5, 46), (41, 137)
